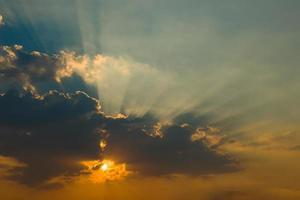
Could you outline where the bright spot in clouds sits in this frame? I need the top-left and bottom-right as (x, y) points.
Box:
(0, 15), (3, 26)
(81, 159), (130, 183)
(101, 163), (108, 172)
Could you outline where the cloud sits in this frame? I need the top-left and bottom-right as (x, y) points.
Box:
(0, 89), (103, 186)
(0, 45), (199, 123)
(0, 15), (3, 27)
(0, 45), (64, 92)
(0, 42), (242, 186)
(0, 1), (299, 198)
(0, 89), (239, 186)
(0, 45), (98, 96)
(56, 51), (175, 116)
(103, 120), (239, 176)
(191, 127), (223, 147)
(0, 46), (173, 116)
(0, 45), (205, 119)
(0, 89), (101, 126)
(291, 145), (300, 151)
(0, 44), (238, 187)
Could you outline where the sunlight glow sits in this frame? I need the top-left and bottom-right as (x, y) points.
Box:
(81, 159), (130, 183)
(100, 163), (108, 172)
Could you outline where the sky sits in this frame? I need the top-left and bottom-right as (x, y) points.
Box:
(0, 0), (300, 199)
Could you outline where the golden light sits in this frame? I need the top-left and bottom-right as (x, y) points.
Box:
(81, 159), (130, 183)
(100, 163), (108, 172)
(99, 139), (107, 151)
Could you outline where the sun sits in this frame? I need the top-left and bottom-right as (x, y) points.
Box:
(101, 163), (109, 172)
(81, 159), (130, 183)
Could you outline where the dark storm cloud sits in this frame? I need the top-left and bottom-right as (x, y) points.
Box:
(103, 120), (238, 176)
(0, 89), (103, 185)
(0, 89), (101, 126)
(0, 89), (239, 186)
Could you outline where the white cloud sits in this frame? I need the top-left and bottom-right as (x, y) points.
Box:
(0, 15), (4, 27)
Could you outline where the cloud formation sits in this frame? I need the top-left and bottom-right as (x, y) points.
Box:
(0, 45), (64, 92)
(0, 1), (300, 199)
(0, 43), (242, 187)
(0, 89), (238, 186)
(0, 46), (173, 117)
(103, 120), (238, 176)
(0, 89), (103, 186)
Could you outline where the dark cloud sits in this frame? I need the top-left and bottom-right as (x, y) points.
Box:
(0, 90), (239, 187)
(0, 90), (103, 186)
(103, 120), (238, 176)
(0, 89), (101, 126)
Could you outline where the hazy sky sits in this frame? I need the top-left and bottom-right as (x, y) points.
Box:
(0, 1), (300, 199)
